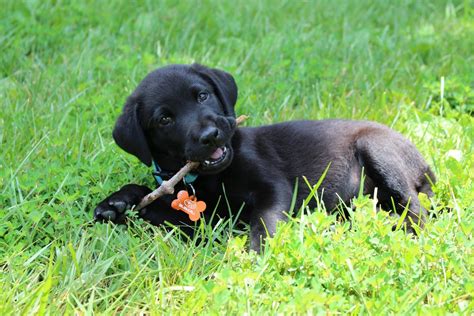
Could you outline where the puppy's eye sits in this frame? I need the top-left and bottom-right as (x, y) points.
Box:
(159, 116), (173, 126)
(197, 92), (209, 103)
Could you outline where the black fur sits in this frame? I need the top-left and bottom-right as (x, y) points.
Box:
(94, 64), (435, 252)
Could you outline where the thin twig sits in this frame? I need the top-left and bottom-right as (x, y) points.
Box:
(134, 115), (248, 211)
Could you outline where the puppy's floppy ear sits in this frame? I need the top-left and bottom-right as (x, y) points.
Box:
(112, 96), (152, 166)
(192, 63), (238, 116)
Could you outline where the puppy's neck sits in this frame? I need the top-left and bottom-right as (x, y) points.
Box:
(151, 153), (186, 172)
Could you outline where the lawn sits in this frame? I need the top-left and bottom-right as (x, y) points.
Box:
(0, 0), (473, 314)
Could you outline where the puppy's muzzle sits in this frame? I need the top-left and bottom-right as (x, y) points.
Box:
(197, 115), (236, 148)
(185, 115), (236, 167)
(199, 126), (224, 147)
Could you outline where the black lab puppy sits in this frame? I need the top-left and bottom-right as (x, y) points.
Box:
(94, 64), (435, 252)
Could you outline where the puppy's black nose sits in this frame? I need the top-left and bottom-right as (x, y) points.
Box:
(199, 127), (220, 146)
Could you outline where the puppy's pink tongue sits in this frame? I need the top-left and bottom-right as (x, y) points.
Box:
(210, 147), (224, 160)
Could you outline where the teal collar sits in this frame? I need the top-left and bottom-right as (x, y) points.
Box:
(152, 160), (198, 186)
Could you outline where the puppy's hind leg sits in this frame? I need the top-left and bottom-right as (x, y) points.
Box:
(355, 137), (428, 233)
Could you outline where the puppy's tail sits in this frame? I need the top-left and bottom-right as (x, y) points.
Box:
(418, 166), (436, 197)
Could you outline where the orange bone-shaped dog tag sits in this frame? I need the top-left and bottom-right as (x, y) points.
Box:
(171, 190), (206, 221)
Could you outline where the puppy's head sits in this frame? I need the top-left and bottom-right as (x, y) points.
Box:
(113, 64), (238, 174)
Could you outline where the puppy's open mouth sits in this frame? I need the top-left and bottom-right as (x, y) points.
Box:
(198, 145), (232, 173)
(203, 146), (228, 166)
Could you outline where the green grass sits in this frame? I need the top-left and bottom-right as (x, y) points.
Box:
(1, 0), (473, 314)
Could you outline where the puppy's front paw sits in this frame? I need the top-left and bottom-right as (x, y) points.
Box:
(94, 196), (131, 223)
(94, 184), (151, 224)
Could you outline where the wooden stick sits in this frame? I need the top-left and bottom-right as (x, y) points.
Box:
(134, 115), (248, 211)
